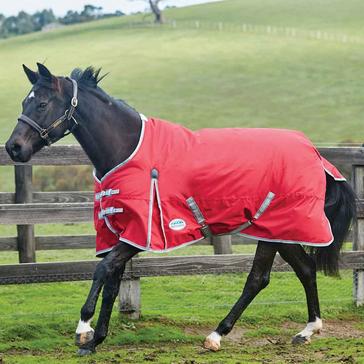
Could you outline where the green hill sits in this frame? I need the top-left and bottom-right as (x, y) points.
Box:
(0, 0), (363, 145)
(169, 0), (364, 36)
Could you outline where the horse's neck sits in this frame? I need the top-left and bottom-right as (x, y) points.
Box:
(72, 91), (142, 179)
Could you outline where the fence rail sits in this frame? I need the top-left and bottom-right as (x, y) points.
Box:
(1, 251), (363, 285)
(0, 191), (93, 204)
(1, 145), (364, 311)
(118, 19), (364, 46)
(2, 145), (364, 166)
(1, 200), (364, 226)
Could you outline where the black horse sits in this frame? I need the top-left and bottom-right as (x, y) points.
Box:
(6, 63), (356, 356)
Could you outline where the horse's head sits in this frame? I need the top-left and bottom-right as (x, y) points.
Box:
(6, 63), (78, 162)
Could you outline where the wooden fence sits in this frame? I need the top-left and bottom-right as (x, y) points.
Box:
(1, 145), (364, 316)
(120, 20), (364, 46)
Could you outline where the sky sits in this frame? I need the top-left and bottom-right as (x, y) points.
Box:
(0, 0), (220, 16)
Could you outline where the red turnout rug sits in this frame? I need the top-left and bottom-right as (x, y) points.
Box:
(94, 116), (345, 256)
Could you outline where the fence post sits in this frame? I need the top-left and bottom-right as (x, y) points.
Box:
(212, 235), (232, 254)
(15, 165), (35, 263)
(352, 165), (364, 306)
(119, 260), (141, 319)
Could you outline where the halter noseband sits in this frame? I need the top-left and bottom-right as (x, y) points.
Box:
(18, 77), (79, 146)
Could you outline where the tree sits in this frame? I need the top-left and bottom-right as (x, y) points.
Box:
(148, 0), (164, 24)
(32, 9), (56, 31)
(0, 5), (121, 38)
(60, 5), (104, 25)
(16, 11), (35, 34)
(0, 12), (35, 37)
(81, 4), (103, 19)
(60, 10), (81, 25)
(130, 0), (165, 24)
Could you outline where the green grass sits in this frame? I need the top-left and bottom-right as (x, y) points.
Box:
(2, 339), (364, 364)
(0, 246), (363, 362)
(1, 1), (364, 146)
(169, 0), (364, 36)
(0, 245), (363, 362)
(1, 1), (364, 196)
(0, 268), (363, 363)
(1, 1), (364, 362)
(1, 0), (364, 195)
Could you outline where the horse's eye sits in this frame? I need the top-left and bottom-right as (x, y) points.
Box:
(38, 102), (48, 109)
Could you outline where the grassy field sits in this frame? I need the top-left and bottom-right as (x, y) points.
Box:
(0, 1), (363, 196)
(0, 252), (363, 363)
(0, 245), (363, 363)
(168, 0), (364, 36)
(1, 0), (364, 362)
(1, 1), (364, 146)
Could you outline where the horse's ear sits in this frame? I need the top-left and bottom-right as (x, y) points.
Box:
(22, 64), (39, 85)
(36, 62), (52, 80)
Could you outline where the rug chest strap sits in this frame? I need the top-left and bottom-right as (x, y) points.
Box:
(186, 197), (212, 238)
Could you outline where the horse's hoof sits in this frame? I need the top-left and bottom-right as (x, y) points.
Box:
(203, 337), (221, 352)
(292, 335), (311, 345)
(75, 331), (94, 347)
(77, 348), (95, 356)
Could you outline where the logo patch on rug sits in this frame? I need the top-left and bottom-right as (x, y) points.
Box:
(169, 218), (186, 231)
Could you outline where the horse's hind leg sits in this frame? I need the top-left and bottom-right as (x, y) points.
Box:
(277, 244), (322, 344)
(204, 241), (278, 351)
(76, 242), (140, 355)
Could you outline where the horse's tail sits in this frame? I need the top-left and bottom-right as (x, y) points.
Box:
(311, 174), (357, 276)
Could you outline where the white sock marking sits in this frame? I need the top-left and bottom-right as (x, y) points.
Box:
(297, 317), (322, 338)
(206, 331), (221, 345)
(76, 319), (94, 334)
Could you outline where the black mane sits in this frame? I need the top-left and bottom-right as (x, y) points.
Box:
(70, 67), (107, 89)
(70, 66), (137, 113)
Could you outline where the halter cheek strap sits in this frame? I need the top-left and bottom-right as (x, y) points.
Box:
(17, 77), (79, 146)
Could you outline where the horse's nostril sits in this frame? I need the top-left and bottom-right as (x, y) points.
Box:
(12, 143), (22, 156)
(6, 140), (31, 163)
(5, 140), (22, 160)
(7, 142), (24, 159)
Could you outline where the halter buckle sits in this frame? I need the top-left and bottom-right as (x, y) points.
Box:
(40, 129), (49, 139)
(71, 97), (78, 107)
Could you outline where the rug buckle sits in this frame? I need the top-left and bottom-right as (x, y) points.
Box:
(186, 197), (212, 238)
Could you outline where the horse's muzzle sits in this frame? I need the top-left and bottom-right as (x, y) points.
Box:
(5, 139), (32, 163)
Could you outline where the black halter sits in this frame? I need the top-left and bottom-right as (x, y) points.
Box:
(18, 77), (79, 146)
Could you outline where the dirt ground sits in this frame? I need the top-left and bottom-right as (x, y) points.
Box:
(182, 319), (364, 364)
(1, 319), (363, 363)
(185, 319), (364, 341)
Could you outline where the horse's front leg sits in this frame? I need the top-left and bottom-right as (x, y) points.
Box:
(76, 242), (140, 355)
(75, 268), (103, 347)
